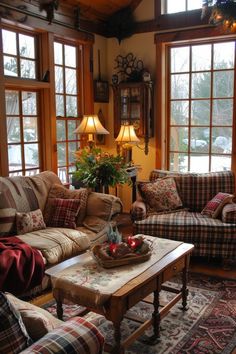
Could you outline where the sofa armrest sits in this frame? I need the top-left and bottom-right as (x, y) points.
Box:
(222, 203), (236, 223)
(130, 200), (147, 221)
(20, 317), (104, 354)
(86, 192), (123, 221)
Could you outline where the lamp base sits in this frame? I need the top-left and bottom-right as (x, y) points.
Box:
(122, 147), (132, 165)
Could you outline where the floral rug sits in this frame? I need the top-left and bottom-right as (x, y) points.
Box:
(42, 273), (236, 354)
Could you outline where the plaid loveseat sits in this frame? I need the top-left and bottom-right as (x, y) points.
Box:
(131, 170), (236, 260)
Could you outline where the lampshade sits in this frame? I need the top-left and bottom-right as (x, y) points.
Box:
(115, 124), (140, 143)
(74, 114), (109, 135)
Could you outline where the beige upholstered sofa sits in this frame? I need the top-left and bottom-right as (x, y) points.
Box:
(0, 171), (122, 294)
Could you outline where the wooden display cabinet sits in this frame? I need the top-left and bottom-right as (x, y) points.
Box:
(113, 82), (153, 140)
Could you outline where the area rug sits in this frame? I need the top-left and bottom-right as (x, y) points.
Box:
(42, 273), (236, 354)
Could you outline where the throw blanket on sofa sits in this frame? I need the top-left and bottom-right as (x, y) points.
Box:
(0, 236), (45, 295)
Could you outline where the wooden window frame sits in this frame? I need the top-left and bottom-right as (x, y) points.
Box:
(155, 27), (236, 176)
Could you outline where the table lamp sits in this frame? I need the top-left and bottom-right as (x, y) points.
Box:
(115, 124), (140, 164)
(74, 114), (109, 150)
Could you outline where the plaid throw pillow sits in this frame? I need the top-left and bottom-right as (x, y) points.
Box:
(16, 209), (46, 235)
(201, 192), (233, 218)
(0, 292), (31, 353)
(138, 177), (183, 212)
(46, 198), (80, 229)
(222, 203), (236, 223)
(43, 184), (89, 226)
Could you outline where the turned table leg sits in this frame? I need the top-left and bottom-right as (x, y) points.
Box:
(112, 318), (124, 354)
(56, 300), (63, 320)
(180, 255), (190, 311)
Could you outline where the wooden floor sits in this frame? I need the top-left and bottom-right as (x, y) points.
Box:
(116, 213), (236, 280)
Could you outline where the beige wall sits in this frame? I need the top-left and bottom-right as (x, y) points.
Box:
(93, 1), (156, 211)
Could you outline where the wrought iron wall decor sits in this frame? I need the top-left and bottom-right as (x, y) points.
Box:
(113, 53), (146, 83)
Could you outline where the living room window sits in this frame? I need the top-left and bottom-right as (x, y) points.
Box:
(5, 89), (41, 176)
(54, 41), (82, 183)
(2, 29), (37, 79)
(168, 40), (235, 172)
(164, 0), (202, 13)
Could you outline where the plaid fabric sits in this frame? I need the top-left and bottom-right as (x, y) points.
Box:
(0, 208), (16, 236)
(134, 210), (236, 259)
(21, 317), (104, 354)
(149, 170), (235, 212)
(222, 203), (236, 223)
(201, 192), (233, 218)
(0, 292), (32, 353)
(130, 200), (147, 221)
(47, 198), (81, 229)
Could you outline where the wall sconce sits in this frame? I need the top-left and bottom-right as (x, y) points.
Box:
(74, 114), (109, 150)
(115, 124), (140, 164)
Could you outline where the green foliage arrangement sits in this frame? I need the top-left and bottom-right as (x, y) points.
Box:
(73, 147), (129, 189)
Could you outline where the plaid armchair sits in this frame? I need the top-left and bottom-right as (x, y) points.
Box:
(131, 170), (236, 260)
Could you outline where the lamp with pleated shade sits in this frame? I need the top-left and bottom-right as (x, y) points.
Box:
(74, 114), (109, 150)
(115, 124), (140, 164)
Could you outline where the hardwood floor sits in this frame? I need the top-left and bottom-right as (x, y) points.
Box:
(116, 213), (236, 280)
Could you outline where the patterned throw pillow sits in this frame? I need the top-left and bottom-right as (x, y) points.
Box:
(221, 203), (236, 223)
(201, 192), (233, 218)
(138, 177), (183, 212)
(46, 198), (81, 229)
(0, 292), (32, 353)
(44, 184), (88, 226)
(16, 209), (46, 235)
(0, 208), (16, 236)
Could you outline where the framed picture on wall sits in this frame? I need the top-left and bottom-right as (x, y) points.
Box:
(94, 80), (109, 103)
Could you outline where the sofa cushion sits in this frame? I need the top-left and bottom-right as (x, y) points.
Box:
(201, 192), (233, 218)
(86, 192), (122, 221)
(16, 209), (46, 235)
(20, 317), (104, 354)
(222, 203), (236, 224)
(0, 208), (16, 236)
(134, 210), (236, 259)
(44, 184), (89, 226)
(0, 292), (32, 353)
(46, 198), (81, 229)
(149, 170), (235, 212)
(138, 177), (183, 212)
(5, 293), (62, 342)
(17, 227), (90, 265)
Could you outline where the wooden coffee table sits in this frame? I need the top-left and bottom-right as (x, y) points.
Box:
(46, 241), (194, 354)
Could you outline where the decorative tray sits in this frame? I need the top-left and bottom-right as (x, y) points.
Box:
(92, 236), (152, 268)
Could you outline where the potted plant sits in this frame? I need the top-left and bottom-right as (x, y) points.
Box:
(72, 147), (130, 192)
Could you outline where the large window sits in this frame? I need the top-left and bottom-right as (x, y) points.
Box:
(2, 29), (37, 79)
(5, 90), (41, 176)
(165, 0), (202, 13)
(54, 42), (82, 183)
(168, 40), (235, 172)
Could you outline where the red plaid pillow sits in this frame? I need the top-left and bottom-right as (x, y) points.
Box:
(47, 198), (80, 229)
(201, 192), (233, 218)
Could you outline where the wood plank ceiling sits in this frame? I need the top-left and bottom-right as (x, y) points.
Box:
(62, 0), (142, 26)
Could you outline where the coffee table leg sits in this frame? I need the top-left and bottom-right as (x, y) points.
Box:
(180, 256), (190, 311)
(112, 318), (124, 354)
(56, 300), (63, 320)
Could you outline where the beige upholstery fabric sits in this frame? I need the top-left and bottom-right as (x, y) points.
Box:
(76, 224), (110, 245)
(86, 192), (123, 221)
(5, 293), (62, 341)
(30, 171), (62, 211)
(17, 227), (90, 265)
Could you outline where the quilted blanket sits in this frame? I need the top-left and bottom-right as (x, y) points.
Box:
(0, 236), (45, 295)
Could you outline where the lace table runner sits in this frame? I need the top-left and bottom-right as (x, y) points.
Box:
(51, 236), (183, 307)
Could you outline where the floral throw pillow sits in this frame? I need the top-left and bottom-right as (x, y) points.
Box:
(138, 177), (183, 212)
(16, 209), (46, 235)
(46, 198), (81, 229)
(201, 192), (233, 218)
